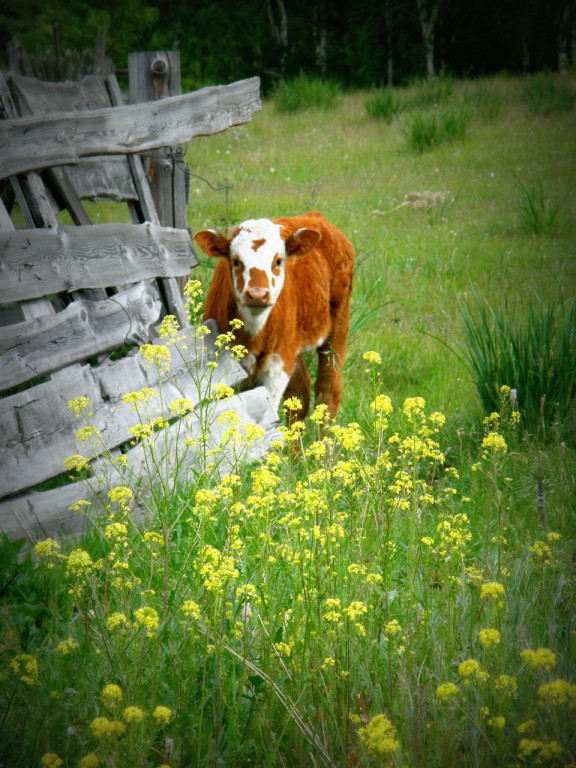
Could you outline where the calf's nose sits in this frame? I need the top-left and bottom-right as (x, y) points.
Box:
(244, 287), (270, 305)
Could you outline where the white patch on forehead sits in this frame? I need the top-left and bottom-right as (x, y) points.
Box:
(229, 218), (288, 332)
(230, 219), (285, 263)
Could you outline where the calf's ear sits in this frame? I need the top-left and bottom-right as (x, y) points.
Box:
(284, 228), (322, 257)
(194, 230), (231, 257)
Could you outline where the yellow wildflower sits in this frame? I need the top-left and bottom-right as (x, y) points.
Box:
(518, 739), (565, 762)
(11, 653), (40, 685)
(108, 486), (134, 509)
(403, 396), (426, 420)
(123, 706), (145, 723)
(40, 754), (63, 768)
(529, 539), (553, 564)
(169, 398), (195, 416)
(517, 720), (536, 734)
(56, 637), (79, 655)
(429, 411), (446, 428)
(481, 432), (507, 456)
(211, 383), (235, 401)
(487, 716), (505, 728)
(359, 713), (399, 758)
(436, 683), (459, 700)
(75, 425), (102, 444)
(89, 717), (125, 739)
(384, 619), (403, 639)
(66, 549), (96, 575)
(323, 597), (342, 623)
(363, 350), (382, 365)
(321, 656), (336, 670)
(283, 396), (303, 412)
(63, 454), (90, 472)
(520, 648), (556, 670)
(480, 581), (505, 606)
(458, 658), (489, 681)
(158, 314), (180, 340)
(104, 522), (128, 541)
(330, 422), (363, 450)
(494, 674), (518, 696)
(478, 628), (501, 649)
(152, 705), (172, 725)
(34, 538), (61, 565)
(134, 606), (160, 637)
(67, 397), (92, 417)
(78, 755), (100, 768)
(310, 403), (330, 424)
(106, 612), (130, 631)
(101, 684), (123, 703)
(371, 394), (393, 414)
(139, 343), (171, 370)
(69, 499), (91, 513)
(538, 678), (576, 708)
(122, 388), (157, 407)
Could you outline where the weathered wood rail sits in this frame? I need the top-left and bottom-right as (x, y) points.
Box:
(0, 56), (277, 543)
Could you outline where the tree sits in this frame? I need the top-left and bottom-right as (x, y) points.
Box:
(416, 0), (441, 78)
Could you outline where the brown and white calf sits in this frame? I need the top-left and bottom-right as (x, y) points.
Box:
(194, 211), (355, 422)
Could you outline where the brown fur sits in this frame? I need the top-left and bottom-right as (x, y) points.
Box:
(198, 211), (355, 421)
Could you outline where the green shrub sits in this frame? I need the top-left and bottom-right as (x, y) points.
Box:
(405, 105), (470, 152)
(406, 75), (455, 109)
(273, 73), (341, 112)
(365, 88), (403, 121)
(463, 85), (503, 120)
(458, 294), (576, 440)
(521, 73), (576, 115)
(513, 178), (560, 235)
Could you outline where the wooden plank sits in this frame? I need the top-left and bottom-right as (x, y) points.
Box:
(127, 53), (192, 317)
(6, 72), (114, 114)
(106, 75), (160, 223)
(5, 73), (139, 205)
(0, 222), (196, 302)
(0, 283), (162, 391)
(0, 323), (251, 497)
(0, 387), (279, 542)
(0, 77), (261, 179)
(63, 157), (138, 201)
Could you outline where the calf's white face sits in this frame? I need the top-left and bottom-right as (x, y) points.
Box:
(195, 218), (321, 337)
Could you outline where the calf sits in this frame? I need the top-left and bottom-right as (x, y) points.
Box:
(194, 211), (355, 422)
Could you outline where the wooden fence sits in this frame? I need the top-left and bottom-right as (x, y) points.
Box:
(0, 53), (278, 543)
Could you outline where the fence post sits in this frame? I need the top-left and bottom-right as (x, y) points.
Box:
(128, 51), (189, 231)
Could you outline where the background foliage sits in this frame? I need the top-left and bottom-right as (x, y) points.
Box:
(1, 0), (572, 91)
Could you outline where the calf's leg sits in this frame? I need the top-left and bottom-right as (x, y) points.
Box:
(283, 355), (311, 424)
(315, 294), (351, 416)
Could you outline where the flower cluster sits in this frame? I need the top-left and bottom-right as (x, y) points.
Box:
(359, 713), (400, 758)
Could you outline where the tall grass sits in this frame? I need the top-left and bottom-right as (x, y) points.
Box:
(2, 74), (576, 768)
(458, 294), (576, 440)
(273, 73), (341, 112)
(521, 73), (576, 115)
(2, 343), (575, 767)
(365, 88), (403, 121)
(405, 105), (470, 152)
(513, 178), (560, 235)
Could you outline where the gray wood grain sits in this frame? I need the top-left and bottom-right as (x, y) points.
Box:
(0, 283), (162, 390)
(0, 387), (278, 542)
(0, 324), (253, 497)
(0, 222), (195, 302)
(0, 77), (261, 179)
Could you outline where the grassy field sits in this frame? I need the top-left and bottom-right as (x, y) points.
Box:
(1, 74), (575, 768)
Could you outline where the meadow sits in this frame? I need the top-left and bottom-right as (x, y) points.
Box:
(1, 73), (575, 768)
